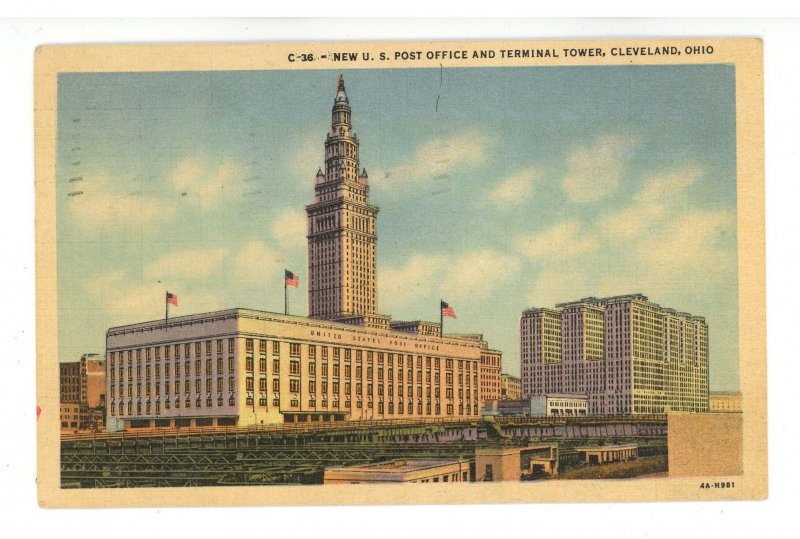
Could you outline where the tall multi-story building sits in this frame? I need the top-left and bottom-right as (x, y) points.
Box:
(479, 347), (502, 409)
(306, 75), (386, 329)
(521, 294), (709, 415)
(104, 76), (499, 430)
(500, 374), (521, 400)
(60, 353), (106, 430)
(60, 361), (81, 404)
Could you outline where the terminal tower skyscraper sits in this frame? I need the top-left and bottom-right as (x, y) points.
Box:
(306, 76), (386, 327)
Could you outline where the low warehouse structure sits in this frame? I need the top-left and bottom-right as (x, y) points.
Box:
(576, 444), (638, 465)
(323, 459), (471, 484)
(475, 445), (559, 481)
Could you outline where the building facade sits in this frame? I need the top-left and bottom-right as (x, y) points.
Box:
(529, 394), (588, 417)
(106, 309), (484, 428)
(60, 403), (81, 432)
(60, 353), (106, 430)
(60, 362), (81, 404)
(500, 374), (521, 400)
(324, 459), (471, 484)
(708, 391), (742, 412)
(481, 393), (588, 417)
(521, 294), (709, 415)
(478, 349), (502, 409)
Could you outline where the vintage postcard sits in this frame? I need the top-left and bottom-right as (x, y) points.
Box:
(35, 38), (765, 507)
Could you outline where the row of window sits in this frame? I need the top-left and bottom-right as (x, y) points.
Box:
(112, 377), (235, 398)
(110, 339), (236, 364)
(110, 395), (236, 416)
(109, 338), (482, 377)
(111, 359), (235, 382)
(243, 375), (479, 401)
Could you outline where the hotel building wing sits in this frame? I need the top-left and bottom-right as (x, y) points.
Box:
(521, 294), (708, 415)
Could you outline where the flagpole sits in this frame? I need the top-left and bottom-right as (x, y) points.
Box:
(440, 298), (443, 337)
(165, 291), (169, 331)
(284, 270), (288, 315)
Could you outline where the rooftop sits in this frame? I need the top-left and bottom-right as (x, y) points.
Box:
(325, 459), (465, 474)
(106, 307), (486, 349)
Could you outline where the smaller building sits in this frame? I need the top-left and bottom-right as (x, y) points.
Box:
(501, 374), (521, 400)
(60, 403), (81, 432)
(479, 348), (502, 410)
(323, 459), (471, 484)
(476, 445), (559, 481)
(576, 444), (638, 465)
(708, 391), (742, 413)
(60, 362), (81, 405)
(482, 398), (528, 416)
(668, 412), (742, 477)
(482, 394), (588, 417)
(531, 394), (588, 417)
(60, 353), (106, 431)
(389, 320), (441, 337)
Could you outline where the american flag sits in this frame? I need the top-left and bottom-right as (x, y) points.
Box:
(441, 300), (456, 319)
(166, 292), (178, 306)
(285, 270), (300, 288)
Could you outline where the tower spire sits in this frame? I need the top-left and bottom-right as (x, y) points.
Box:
(335, 74), (348, 103)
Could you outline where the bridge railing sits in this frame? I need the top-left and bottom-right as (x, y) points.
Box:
(494, 414), (667, 427)
(61, 415), (667, 443)
(60, 416), (482, 443)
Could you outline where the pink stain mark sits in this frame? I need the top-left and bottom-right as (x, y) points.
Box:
(36, 405), (41, 420)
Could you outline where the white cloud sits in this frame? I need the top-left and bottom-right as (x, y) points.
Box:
(291, 135), (325, 178)
(595, 209), (736, 306)
(380, 254), (448, 311)
(442, 250), (521, 300)
(488, 168), (538, 206)
(233, 240), (288, 285)
(562, 134), (636, 203)
(145, 247), (229, 281)
(636, 209), (736, 275)
(599, 165), (702, 239)
(167, 156), (245, 209)
(600, 204), (659, 240)
(372, 131), (490, 187)
(87, 270), (224, 323)
(633, 166), (702, 204)
(270, 209), (307, 250)
(88, 270), (163, 317)
(522, 164), (736, 310)
(380, 249), (521, 312)
(515, 221), (598, 261)
(66, 169), (175, 228)
(526, 267), (592, 308)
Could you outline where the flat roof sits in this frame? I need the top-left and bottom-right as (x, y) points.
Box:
(107, 307), (487, 350)
(475, 445), (556, 456)
(575, 444), (638, 451)
(325, 459), (465, 474)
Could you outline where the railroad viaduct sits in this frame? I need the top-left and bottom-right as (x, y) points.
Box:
(61, 415), (668, 488)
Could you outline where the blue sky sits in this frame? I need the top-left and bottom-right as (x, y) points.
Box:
(56, 65), (739, 390)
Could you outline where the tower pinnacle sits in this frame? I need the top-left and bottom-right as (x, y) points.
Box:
(335, 74), (348, 103)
